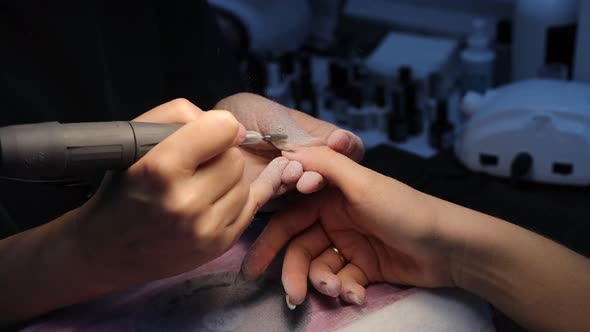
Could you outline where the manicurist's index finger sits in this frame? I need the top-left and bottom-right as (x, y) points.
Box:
(132, 110), (243, 179)
(133, 98), (205, 124)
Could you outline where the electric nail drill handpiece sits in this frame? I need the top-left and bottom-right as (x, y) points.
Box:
(0, 121), (278, 180)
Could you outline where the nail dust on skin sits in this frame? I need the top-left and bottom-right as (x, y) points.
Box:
(296, 171), (324, 193)
(281, 161), (303, 183)
(259, 157), (289, 189)
(257, 108), (316, 146)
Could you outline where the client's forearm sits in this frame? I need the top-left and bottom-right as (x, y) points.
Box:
(0, 209), (115, 324)
(438, 199), (590, 332)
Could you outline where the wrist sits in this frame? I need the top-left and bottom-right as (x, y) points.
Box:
(428, 196), (498, 290)
(57, 207), (122, 297)
(0, 208), (121, 323)
(436, 201), (590, 331)
(436, 198), (525, 295)
(394, 186), (465, 289)
(68, 197), (155, 292)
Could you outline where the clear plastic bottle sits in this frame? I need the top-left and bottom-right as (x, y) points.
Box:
(460, 19), (496, 93)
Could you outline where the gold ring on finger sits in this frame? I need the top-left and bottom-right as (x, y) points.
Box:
(332, 247), (346, 265)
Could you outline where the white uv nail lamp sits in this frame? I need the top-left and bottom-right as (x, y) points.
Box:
(455, 79), (590, 186)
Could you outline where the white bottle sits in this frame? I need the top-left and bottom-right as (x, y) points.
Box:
(460, 18), (496, 94)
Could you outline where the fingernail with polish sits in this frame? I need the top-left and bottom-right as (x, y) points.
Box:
(286, 294), (297, 310)
(346, 291), (364, 305)
(320, 280), (339, 297)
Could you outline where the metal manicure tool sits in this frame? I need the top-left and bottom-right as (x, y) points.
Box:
(0, 122), (291, 180)
(241, 131), (290, 151)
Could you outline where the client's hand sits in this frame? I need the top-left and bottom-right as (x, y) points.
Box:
(241, 146), (456, 307)
(215, 93), (364, 195)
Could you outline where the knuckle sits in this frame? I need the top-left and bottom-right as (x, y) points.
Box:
(160, 191), (193, 222)
(161, 188), (185, 209)
(208, 110), (239, 132)
(191, 220), (219, 245)
(168, 98), (201, 122)
(141, 156), (179, 183)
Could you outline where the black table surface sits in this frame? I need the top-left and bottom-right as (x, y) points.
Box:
(362, 144), (590, 257)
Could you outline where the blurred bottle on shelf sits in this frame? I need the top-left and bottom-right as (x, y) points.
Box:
(398, 66), (422, 136)
(429, 99), (455, 150)
(460, 18), (496, 94)
(388, 89), (408, 142)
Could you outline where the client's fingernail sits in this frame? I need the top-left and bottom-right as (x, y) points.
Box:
(320, 280), (340, 297)
(281, 145), (302, 155)
(286, 294), (297, 310)
(277, 183), (289, 196)
(327, 130), (351, 153)
(346, 291), (364, 305)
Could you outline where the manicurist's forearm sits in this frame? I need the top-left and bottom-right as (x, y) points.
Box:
(437, 198), (590, 332)
(0, 209), (115, 324)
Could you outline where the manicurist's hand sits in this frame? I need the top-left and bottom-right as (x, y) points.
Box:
(0, 99), (287, 324)
(75, 99), (286, 284)
(240, 146), (456, 307)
